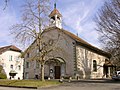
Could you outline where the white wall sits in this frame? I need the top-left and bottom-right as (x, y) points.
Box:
(0, 50), (23, 79)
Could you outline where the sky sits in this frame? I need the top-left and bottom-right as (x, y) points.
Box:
(0, 0), (106, 50)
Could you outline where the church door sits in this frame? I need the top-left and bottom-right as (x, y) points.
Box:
(54, 66), (61, 79)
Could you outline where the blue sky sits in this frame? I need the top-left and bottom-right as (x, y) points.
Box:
(0, 0), (106, 50)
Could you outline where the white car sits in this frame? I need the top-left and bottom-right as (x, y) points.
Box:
(112, 71), (120, 80)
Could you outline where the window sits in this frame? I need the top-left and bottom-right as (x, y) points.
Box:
(36, 61), (39, 68)
(15, 56), (19, 61)
(18, 65), (21, 70)
(26, 62), (29, 68)
(9, 55), (13, 61)
(93, 60), (97, 72)
(25, 72), (29, 79)
(10, 65), (13, 69)
(48, 39), (53, 46)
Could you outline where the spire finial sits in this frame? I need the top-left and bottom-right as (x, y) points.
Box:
(54, 3), (56, 9)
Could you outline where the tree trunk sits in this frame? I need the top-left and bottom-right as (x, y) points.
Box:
(40, 63), (45, 81)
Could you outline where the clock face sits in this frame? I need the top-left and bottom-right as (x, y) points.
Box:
(49, 39), (53, 46)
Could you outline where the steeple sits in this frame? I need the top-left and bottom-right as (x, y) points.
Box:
(49, 3), (62, 29)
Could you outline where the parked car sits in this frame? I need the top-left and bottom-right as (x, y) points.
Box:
(112, 71), (120, 80)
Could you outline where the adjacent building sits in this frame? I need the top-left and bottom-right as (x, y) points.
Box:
(23, 5), (112, 79)
(0, 45), (23, 79)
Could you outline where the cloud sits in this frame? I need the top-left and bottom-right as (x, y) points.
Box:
(80, 21), (101, 47)
(0, 0), (105, 49)
(60, 0), (105, 48)
(0, 6), (18, 47)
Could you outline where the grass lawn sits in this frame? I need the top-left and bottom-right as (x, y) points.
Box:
(0, 79), (61, 87)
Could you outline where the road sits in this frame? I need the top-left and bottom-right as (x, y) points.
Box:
(0, 79), (120, 90)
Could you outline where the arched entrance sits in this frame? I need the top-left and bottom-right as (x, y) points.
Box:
(45, 57), (66, 79)
(103, 59), (116, 78)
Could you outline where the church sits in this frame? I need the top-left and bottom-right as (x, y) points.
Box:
(23, 4), (113, 79)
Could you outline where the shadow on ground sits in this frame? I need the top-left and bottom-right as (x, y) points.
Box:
(62, 79), (120, 84)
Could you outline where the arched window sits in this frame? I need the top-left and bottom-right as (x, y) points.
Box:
(93, 60), (97, 72)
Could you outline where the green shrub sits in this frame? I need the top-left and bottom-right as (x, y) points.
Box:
(0, 65), (3, 72)
(0, 73), (7, 79)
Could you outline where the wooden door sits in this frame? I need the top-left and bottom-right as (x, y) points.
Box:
(54, 66), (61, 79)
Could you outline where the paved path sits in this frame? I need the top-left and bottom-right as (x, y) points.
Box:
(40, 79), (120, 90)
(0, 79), (120, 90)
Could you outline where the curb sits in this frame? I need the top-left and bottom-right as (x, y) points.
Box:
(0, 85), (37, 89)
(0, 83), (63, 89)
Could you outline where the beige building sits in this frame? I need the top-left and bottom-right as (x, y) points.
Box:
(23, 6), (111, 79)
(0, 45), (23, 79)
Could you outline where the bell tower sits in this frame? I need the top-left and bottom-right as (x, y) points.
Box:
(49, 3), (62, 29)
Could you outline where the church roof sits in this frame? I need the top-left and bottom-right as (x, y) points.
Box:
(23, 26), (111, 58)
(0, 45), (21, 54)
(44, 27), (111, 58)
(63, 30), (111, 58)
(49, 8), (62, 17)
(63, 29), (92, 46)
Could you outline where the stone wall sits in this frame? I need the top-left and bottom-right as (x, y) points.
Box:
(24, 28), (76, 79)
(76, 45), (107, 79)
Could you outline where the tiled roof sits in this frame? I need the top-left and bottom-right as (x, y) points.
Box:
(62, 30), (92, 46)
(49, 8), (62, 17)
(0, 45), (21, 54)
(44, 27), (111, 58)
(62, 29), (111, 58)
(23, 26), (111, 58)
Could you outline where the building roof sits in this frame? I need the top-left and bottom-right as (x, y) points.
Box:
(63, 29), (111, 58)
(44, 27), (111, 58)
(49, 8), (62, 17)
(23, 26), (111, 58)
(0, 45), (21, 54)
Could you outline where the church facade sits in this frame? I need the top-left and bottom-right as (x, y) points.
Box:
(23, 5), (111, 79)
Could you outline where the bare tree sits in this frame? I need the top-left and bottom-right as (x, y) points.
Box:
(11, 0), (51, 81)
(95, 0), (120, 67)
(3, 0), (9, 10)
(10, 0), (69, 81)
